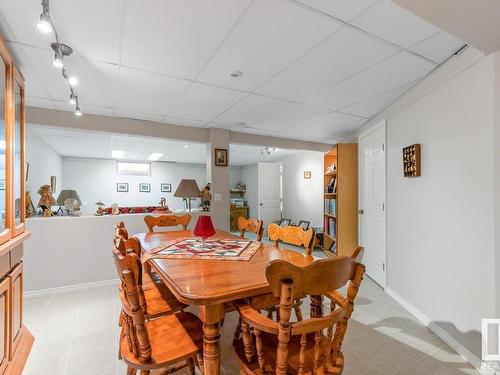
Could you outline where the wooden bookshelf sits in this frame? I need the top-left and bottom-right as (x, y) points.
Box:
(322, 144), (358, 257)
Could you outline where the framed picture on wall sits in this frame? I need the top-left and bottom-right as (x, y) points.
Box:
(161, 183), (171, 193)
(139, 183), (151, 193)
(303, 171), (311, 179)
(116, 182), (129, 192)
(215, 148), (228, 166)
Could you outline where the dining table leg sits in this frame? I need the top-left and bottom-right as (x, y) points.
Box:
(200, 303), (225, 375)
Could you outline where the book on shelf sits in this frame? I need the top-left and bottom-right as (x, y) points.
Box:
(324, 216), (336, 237)
(324, 198), (336, 215)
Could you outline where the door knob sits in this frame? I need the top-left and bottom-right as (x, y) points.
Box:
(358, 209), (364, 214)
(259, 203), (263, 206)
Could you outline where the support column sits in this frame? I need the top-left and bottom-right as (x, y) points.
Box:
(207, 128), (230, 231)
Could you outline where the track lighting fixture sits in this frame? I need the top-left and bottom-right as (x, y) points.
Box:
(37, 12), (52, 33)
(37, 0), (82, 115)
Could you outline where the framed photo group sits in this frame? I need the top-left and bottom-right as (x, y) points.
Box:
(116, 182), (172, 193)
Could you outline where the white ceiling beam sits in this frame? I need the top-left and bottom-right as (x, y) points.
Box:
(26, 106), (333, 152)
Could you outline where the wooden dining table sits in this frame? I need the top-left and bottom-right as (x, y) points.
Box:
(135, 229), (318, 375)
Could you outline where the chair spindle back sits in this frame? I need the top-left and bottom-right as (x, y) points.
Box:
(237, 217), (264, 241)
(144, 214), (191, 232)
(268, 223), (315, 255)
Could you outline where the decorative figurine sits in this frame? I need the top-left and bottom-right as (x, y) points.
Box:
(200, 183), (212, 212)
(111, 203), (120, 215)
(95, 201), (105, 216)
(37, 184), (56, 214)
(157, 197), (168, 212)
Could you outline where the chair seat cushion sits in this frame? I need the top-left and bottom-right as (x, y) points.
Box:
(235, 331), (344, 375)
(120, 311), (203, 369)
(143, 271), (186, 318)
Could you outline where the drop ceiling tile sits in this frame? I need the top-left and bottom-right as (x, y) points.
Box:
(287, 112), (366, 140)
(197, 0), (342, 91)
(295, 0), (378, 22)
(213, 95), (291, 126)
(162, 116), (207, 128)
(0, 0), (123, 63)
(341, 80), (418, 118)
(351, 0), (441, 49)
(77, 138), (112, 152)
(121, 0), (250, 79)
(8, 43), (49, 99)
(307, 52), (436, 109)
(114, 67), (191, 115)
(25, 96), (54, 109)
(409, 32), (466, 64)
(169, 83), (246, 122)
(250, 104), (330, 131)
(115, 110), (164, 123)
(257, 27), (398, 103)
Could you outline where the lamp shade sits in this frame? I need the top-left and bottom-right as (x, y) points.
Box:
(57, 190), (82, 205)
(193, 215), (216, 239)
(174, 179), (200, 198)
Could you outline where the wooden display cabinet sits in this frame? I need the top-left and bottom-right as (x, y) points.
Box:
(0, 36), (32, 375)
(322, 144), (358, 257)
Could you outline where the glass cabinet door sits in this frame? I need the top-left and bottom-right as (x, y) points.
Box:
(12, 72), (24, 235)
(0, 53), (9, 242)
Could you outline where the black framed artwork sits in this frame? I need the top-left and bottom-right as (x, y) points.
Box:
(116, 182), (129, 192)
(215, 148), (228, 166)
(139, 183), (151, 193)
(161, 183), (172, 193)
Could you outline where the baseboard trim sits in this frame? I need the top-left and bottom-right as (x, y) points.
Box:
(385, 287), (493, 375)
(24, 278), (119, 299)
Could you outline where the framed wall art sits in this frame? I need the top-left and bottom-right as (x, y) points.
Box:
(116, 182), (129, 192)
(215, 148), (228, 166)
(161, 183), (172, 193)
(139, 183), (151, 193)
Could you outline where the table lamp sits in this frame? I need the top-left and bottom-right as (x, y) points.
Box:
(57, 189), (82, 215)
(174, 179), (200, 211)
(193, 215), (215, 245)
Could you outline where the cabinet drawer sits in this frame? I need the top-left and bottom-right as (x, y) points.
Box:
(8, 263), (22, 359)
(9, 244), (23, 268)
(0, 277), (9, 375)
(0, 253), (9, 280)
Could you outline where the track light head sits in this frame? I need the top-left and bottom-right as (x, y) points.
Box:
(69, 93), (77, 105)
(36, 12), (52, 34)
(74, 106), (82, 116)
(52, 49), (63, 69)
(68, 76), (78, 86)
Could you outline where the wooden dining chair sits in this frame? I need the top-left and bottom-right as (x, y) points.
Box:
(144, 214), (191, 232)
(112, 237), (186, 319)
(268, 223), (315, 255)
(118, 268), (204, 375)
(115, 222), (142, 257)
(238, 217), (264, 241)
(233, 256), (365, 375)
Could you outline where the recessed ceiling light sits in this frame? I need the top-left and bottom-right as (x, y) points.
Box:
(184, 145), (189, 148)
(147, 153), (162, 161)
(230, 71), (243, 78)
(112, 150), (125, 159)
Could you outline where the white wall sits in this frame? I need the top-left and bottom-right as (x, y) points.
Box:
(229, 166), (242, 189)
(241, 164), (258, 218)
(62, 157), (207, 215)
(281, 151), (323, 228)
(358, 52), (496, 361)
(25, 127), (63, 202)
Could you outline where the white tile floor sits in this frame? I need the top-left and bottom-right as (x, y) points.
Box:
(23, 272), (479, 375)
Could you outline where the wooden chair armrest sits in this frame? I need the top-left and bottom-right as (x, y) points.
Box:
(324, 291), (347, 307)
(234, 300), (279, 334)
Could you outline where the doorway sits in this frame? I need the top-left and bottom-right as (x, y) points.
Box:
(257, 162), (282, 232)
(359, 120), (387, 288)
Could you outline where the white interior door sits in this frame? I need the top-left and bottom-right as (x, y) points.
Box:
(258, 162), (281, 229)
(359, 120), (387, 288)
